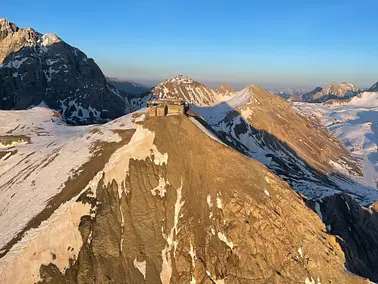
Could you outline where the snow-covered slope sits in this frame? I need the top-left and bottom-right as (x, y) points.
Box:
(294, 92), (378, 190)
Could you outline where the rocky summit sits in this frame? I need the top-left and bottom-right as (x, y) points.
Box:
(0, 19), (146, 125)
(153, 75), (232, 106)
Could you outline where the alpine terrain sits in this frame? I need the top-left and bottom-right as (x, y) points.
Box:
(0, 107), (370, 284)
(1, 17), (378, 284)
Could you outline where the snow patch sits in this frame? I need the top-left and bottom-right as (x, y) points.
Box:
(160, 179), (184, 284)
(133, 258), (146, 279)
(216, 193), (223, 209)
(151, 176), (170, 198)
(217, 232), (234, 249)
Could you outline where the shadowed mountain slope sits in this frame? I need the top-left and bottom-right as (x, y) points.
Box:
(0, 18), (146, 124)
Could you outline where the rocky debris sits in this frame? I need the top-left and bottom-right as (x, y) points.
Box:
(301, 82), (358, 103)
(310, 194), (378, 282)
(0, 18), (145, 124)
(0, 113), (367, 283)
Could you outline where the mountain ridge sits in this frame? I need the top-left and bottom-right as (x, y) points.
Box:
(0, 108), (369, 283)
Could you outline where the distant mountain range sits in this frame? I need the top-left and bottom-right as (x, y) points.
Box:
(106, 77), (151, 94)
(267, 87), (311, 99)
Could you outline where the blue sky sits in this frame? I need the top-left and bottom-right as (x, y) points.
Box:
(2, 0), (378, 89)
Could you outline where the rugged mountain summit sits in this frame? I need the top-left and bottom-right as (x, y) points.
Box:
(301, 82), (358, 102)
(0, 18), (141, 124)
(153, 75), (231, 105)
(0, 108), (368, 283)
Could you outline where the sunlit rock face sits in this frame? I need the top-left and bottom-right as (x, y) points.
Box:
(0, 109), (367, 283)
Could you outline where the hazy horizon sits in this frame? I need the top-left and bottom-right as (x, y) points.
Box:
(3, 0), (378, 89)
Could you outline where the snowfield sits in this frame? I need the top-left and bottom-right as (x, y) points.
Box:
(294, 92), (378, 190)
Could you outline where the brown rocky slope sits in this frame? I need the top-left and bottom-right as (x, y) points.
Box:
(0, 113), (368, 283)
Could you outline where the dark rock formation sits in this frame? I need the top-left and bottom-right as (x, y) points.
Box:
(0, 18), (147, 124)
(313, 194), (378, 282)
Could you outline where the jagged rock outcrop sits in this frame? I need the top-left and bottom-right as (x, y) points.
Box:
(301, 83), (358, 103)
(0, 18), (140, 124)
(0, 109), (368, 283)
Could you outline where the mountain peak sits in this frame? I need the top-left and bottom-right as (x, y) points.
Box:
(168, 74), (195, 84)
(216, 84), (234, 95)
(40, 33), (61, 46)
(153, 75), (218, 105)
(0, 18), (19, 39)
(0, 18), (135, 124)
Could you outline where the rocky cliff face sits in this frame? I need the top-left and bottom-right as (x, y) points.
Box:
(0, 108), (368, 283)
(302, 83), (358, 103)
(309, 194), (378, 282)
(0, 18), (142, 124)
